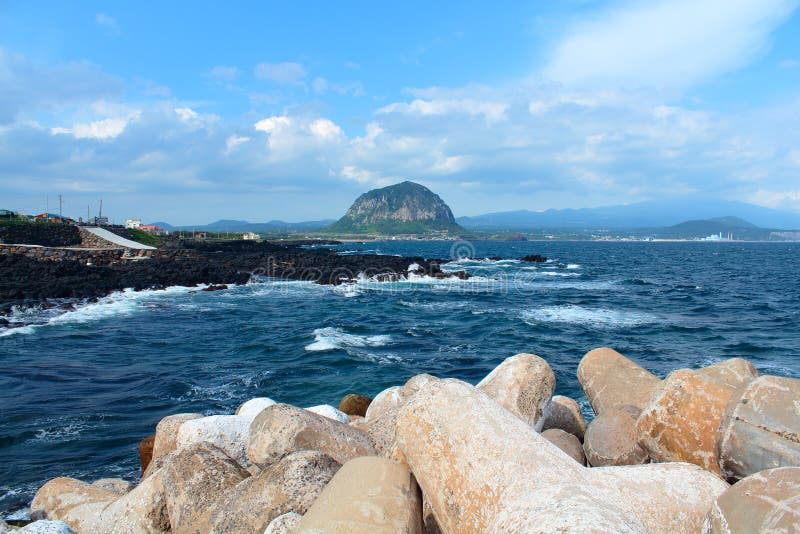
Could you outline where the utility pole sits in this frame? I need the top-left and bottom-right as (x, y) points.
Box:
(58, 193), (62, 221)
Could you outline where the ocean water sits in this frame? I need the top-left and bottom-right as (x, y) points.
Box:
(1, 240), (799, 515)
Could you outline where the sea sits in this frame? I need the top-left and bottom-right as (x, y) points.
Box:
(1, 240), (799, 517)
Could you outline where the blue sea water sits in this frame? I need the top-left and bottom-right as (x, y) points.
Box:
(1, 240), (799, 515)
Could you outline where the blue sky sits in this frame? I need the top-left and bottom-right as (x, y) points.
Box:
(1, 0), (799, 224)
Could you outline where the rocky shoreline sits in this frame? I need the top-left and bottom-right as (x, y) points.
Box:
(13, 348), (799, 533)
(0, 239), (468, 314)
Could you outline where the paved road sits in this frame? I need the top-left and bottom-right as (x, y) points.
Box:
(82, 227), (156, 250)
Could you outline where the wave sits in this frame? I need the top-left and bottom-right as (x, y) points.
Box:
(305, 327), (392, 352)
(0, 286), (203, 338)
(521, 305), (659, 328)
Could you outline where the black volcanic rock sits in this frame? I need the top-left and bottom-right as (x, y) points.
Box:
(327, 181), (463, 235)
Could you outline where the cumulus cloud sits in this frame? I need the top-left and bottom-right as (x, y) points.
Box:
(542, 0), (799, 89)
(51, 113), (139, 140)
(254, 62), (307, 84)
(378, 98), (508, 122)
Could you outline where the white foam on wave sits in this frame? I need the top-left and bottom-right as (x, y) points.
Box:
(567, 264), (580, 269)
(521, 305), (658, 328)
(305, 327), (392, 351)
(0, 286), (202, 338)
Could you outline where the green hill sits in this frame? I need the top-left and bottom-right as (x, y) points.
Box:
(326, 181), (464, 235)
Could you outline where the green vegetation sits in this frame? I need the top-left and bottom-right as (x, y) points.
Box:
(125, 228), (166, 247)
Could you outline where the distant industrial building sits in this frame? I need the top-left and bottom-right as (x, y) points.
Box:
(242, 232), (260, 240)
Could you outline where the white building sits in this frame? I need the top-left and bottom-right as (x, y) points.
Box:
(125, 219), (142, 229)
(242, 232), (260, 240)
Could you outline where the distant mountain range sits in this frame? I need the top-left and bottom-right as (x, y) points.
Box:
(151, 196), (800, 236)
(456, 199), (800, 230)
(151, 219), (335, 233)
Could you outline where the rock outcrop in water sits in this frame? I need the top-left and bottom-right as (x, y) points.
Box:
(26, 348), (800, 533)
(326, 181), (464, 235)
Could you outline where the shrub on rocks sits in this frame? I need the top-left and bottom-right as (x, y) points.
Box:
(395, 378), (727, 533)
(247, 404), (376, 467)
(578, 347), (661, 416)
(176, 415), (251, 467)
(584, 409), (648, 467)
(338, 393), (372, 417)
(541, 394), (587, 440)
(703, 466), (800, 533)
(542, 428), (586, 465)
(297, 456), (422, 533)
(717, 375), (800, 480)
(637, 369), (735, 474)
(476, 353), (555, 430)
(201, 450), (340, 533)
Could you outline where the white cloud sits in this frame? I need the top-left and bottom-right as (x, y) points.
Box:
(542, 0), (798, 89)
(208, 65), (240, 80)
(378, 98), (508, 122)
(225, 135), (250, 152)
(174, 107), (218, 129)
(95, 13), (116, 27)
(308, 118), (343, 140)
(50, 111), (140, 139)
(254, 115), (292, 134)
(254, 62), (306, 84)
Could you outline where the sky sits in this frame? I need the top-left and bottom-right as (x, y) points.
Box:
(1, 0), (799, 224)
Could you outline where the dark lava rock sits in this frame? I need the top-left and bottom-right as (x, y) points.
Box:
(203, 284), (229, 292)
(521, 254), (547, 263)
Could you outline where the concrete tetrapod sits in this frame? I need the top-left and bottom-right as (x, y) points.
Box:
(297, 456), (422, 533)
(717, 375), (800, 480)
(476, 353), (555, 430)
(703, 466), (800, 533)
(577, 347), (661, 416)
(396, 379), (728, 534)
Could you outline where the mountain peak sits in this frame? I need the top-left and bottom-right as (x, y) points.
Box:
(327, 181), (462, 235)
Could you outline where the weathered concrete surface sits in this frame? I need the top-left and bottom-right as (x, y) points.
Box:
(248, 404), (376, 467)
(703, 466), (800, 533)
(90, 478), (133, 495)
(476, 353), (555, 430)
(541, 395), (587, 440)
(542, 428), (585, 465)
(584, 410), (649, 467)
(717, 375), (800, 480)
(638, 369), (735, 474)
(30, 467), (170, 534)
(203, 451), (339, 534)
(176, 415), (250, 467)
(152, 413), (203, 461)
(16, 520), (76, 534)
(338, 394), (372, 417)
(359, 375), (440, 456)
(236, 398), (276, 421)
(305, 404), (350, 423)
(396, 379), (727, 534)
(696, 358), (759, 391)
(297, 456), (422, 533)
(162, 443), (249, 534)
(578, 347), (661, 416)
(265, 512), (302, 534)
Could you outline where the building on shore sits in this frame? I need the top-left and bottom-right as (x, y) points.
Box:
(139, 224), (166, 235)
(242, 231), (260, 240)
(125, 219), (142, 229)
